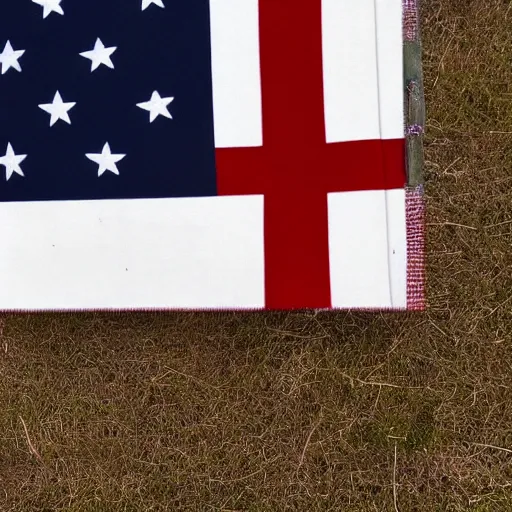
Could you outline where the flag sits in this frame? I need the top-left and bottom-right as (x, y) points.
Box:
(0, 0), (422, 311)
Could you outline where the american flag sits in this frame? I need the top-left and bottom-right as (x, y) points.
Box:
(0, 0), (411, 311)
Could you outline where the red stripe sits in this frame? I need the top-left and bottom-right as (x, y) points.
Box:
(216, 0), (406, 310)
(258, 0), (332, 309)
(317, 139), (406, 192)
(216, 147), (267, 196)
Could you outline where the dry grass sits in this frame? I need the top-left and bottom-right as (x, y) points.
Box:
(1, 1), (512, 510)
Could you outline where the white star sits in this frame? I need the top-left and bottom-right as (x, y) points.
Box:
(0, 41), (25, 75)
(141, 0), (165, 11)
(137, 91), (174, 122)
(0, 143), (26, 181)
(86, 143), (126, 177)
(79, 38), (117, 72)
(32, 0), (64, 19)
(38, 91), (76, 127)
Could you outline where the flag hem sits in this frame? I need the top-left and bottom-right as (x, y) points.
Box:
(403, 0), (426, 310)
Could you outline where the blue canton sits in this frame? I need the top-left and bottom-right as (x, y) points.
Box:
(0, 0), (217, 202)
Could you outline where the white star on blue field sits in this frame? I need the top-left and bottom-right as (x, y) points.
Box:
(0, 0), (217, 202)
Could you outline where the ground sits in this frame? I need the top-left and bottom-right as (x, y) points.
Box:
(1, 1), (512, 510)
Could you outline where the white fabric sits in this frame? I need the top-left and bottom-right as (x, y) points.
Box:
(0, 0), (407, 310)
(0, 197), (265, 310)
(376, 0), (405, 139)
(209, 0), (263, 148)
(328, 190), (406, 309)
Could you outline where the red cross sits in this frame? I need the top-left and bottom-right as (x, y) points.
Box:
(215, 0), (406, 310)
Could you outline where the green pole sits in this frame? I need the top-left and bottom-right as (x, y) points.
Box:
(403, 0), (425, 187)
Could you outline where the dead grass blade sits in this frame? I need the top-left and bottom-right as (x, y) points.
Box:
(18, 416), (45, 466)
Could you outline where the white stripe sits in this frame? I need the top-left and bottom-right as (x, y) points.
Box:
(209, 0), (263, 148)
(378, 0), (407, 306)
(376, 0), (404, 139)
(379, 0), (407, 307)
(322, 0), (380, 142)
(328, 189), (406, 309)
(0, 197), (265, 310)
(385, 189), (407, 307)
(324, 1), (407, 308)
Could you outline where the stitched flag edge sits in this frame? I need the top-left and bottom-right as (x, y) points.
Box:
(404, 0), (426, 310)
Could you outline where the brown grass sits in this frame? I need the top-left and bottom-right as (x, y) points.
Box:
(1, 1), (512, 510)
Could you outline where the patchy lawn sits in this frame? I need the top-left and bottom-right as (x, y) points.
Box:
(1, 1), (512, 510)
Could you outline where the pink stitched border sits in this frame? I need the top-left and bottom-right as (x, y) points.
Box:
(403, 0), (419, 41)
(406, 185), (426, 310)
